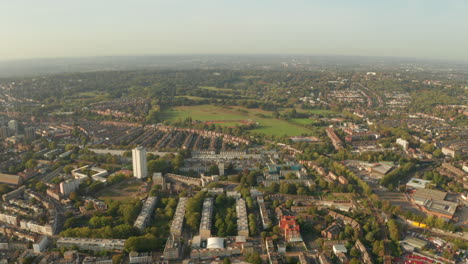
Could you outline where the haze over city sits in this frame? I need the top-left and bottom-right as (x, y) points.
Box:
(0, 1), (467, 264)
(1, 0), (467, 61)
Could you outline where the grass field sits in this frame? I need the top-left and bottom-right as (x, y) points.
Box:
(290, 118), (316, 125)
(97, 180), (144, 201)
(175, 95), (206, 101)
(162, 105), (314, 136)
(199, 86), (234, 92)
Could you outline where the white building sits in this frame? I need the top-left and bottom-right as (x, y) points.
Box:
(8, 120), (18, 134)
(132, 147), (148, 179)
(396, 138), (409, 151)
(406, 178), (431, 190)
(60, 178), (82, 196)
(332, 244), (347, 254)
(33, 236), (49, 253)
(56, 237), (126, 251)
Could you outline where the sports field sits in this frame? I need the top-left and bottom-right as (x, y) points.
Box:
(162, 105), (314, 136)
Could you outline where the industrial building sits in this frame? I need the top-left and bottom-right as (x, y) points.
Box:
(412, 189), (458, 220)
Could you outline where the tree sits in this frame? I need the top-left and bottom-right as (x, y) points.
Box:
(387, 219), (401, 241)
(208, 164), (220, 176)
(69, 192), (78, 201)
(64, 165), (74, 174)
(112, 254), (123, 264)
(124, 234), (161, 252)
(25, 159), (37, 169)
(245, 252), (262, 264)
(35, 182), (47, 193)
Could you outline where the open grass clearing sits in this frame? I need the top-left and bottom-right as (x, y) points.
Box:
(199, 86), (234, 92)
(162, 104), (315, 136)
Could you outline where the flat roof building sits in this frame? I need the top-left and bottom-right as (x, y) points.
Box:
(134, 197), (157, 231)
(170, 197), (188, 237)
(199, 198), (214, 239)
(258, 196), (271, 230)
(406, 178), (431, 190)
(56, 237), (125, 251)
(132, 146), (148, 179)
(236, 198), (249, 237)
(0, 173), (22, 187)
(413, 189), (458, 220)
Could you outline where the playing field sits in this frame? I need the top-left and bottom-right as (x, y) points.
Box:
(97, 180), (145, 201)
(290, 118), (317, 125)
(162, 105), (314, 136)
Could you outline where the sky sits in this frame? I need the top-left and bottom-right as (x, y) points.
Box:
(0, 0), (467, 61)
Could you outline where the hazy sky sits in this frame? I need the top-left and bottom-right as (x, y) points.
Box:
(1, 0), (467, 61)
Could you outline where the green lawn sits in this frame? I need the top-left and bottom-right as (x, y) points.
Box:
(290, 118), (316, 125)
(199, 86), (234, 92)
(175, 95), (207, 101)
(162, 105), (314, 136)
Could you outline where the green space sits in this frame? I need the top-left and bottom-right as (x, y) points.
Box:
(97, 180), (144, 201)
(161, 105), (314, 136)
(175, 95), (206, 101)
(199, 86), (234, 92)
(290, 118), (316, 125)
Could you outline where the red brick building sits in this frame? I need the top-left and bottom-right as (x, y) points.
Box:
(279, 216), (302, 242)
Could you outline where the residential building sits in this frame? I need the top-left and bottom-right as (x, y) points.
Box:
(258, 196), (271, 229)
(169, 197), (187, 237)
(279, 216), (302, 242)
(32, 236), (49, 253)
(132, 146), (148, 179)
(56, 237), (125, 251)
(8, 120), (18, 134)
(134, 197), (157, 231)
(199, 198), (213, 239)
(0, 126), (8, 138)
(24, 127), (35, 141)
(236, 198), (249, 237)
(396, 138), (409, 150)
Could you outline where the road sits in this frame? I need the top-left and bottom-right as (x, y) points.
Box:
(40, 166), (63, 183)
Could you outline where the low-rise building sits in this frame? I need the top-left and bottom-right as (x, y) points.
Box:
(412, 189), (458, 220)
(129, 251), (153, 264)
(199, 198), (213, 239)
(279, 216), (302, 242)
(0, 173), (22, 186)
(169, 197), (187, 237)
(236, 198), (249, 237)
(134, 197), (157, 231)
(56, 237), (125, 251)
(32, 236), (49, 253)
(163, 235), (182, 260)
(258, 196), (271, 230)
(406, 178), (431, 190)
